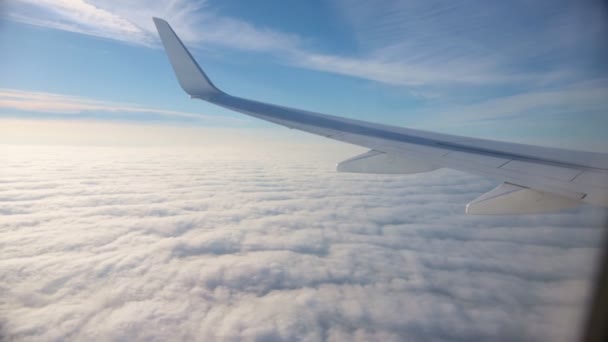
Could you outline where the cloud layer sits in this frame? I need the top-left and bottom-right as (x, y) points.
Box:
(0, 143), (605, 341)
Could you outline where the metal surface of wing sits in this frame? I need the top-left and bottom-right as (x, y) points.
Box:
(153, 18), (608, 214)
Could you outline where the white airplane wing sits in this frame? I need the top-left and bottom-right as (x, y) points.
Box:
(153, 17), (608, 214)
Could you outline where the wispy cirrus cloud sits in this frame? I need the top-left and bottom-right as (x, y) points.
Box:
(429, 79), (608, 123)
(6, 0), (604, 88)
(330, 0), (607, 64)
(0, 88), (242, 122)
(7, 0), (151, 43)
(5, 0), (300, 52)
(292, 52), (532, 87)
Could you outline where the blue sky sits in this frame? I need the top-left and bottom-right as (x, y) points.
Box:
(1, 0), (607, 149)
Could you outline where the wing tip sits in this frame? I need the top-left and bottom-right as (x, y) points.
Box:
(152, 17), (169, 30)
(152, 17), (223, 100)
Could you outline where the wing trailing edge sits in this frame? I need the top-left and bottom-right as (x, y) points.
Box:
(466, 183), (582, 214)
(337, 150), (439, 174)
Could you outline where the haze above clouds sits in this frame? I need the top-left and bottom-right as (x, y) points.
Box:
(1, 138), (605, 341)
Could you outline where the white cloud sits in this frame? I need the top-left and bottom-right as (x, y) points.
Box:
(9, 0), (151, 44)
(2, 0), (605, 144)
(6, 0), (299, 51)
(6, 0), (602, 88)
(0, 88), (242, 122)
(330, 0), (607, 63)
(0, 140), (605, 341)
(420, 79), (608, 123)
(292, 51), (526, 87)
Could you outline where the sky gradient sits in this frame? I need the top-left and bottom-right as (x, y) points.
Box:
(1, 2), (608, 340)
(1, 0), (607, 149)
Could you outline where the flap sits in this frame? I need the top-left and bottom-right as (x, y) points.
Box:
(337, 150), (438, 174)
(466, 183), (582, 215)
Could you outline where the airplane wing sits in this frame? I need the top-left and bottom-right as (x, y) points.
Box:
(153, 17), (608, 214)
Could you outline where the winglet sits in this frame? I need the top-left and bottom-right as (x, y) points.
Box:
(153, 17), (222, 100)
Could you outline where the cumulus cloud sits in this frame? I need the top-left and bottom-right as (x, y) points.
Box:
(0, 142), (605, 341)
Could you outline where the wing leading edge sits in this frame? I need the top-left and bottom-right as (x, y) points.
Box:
(153, 17), (608, 214)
